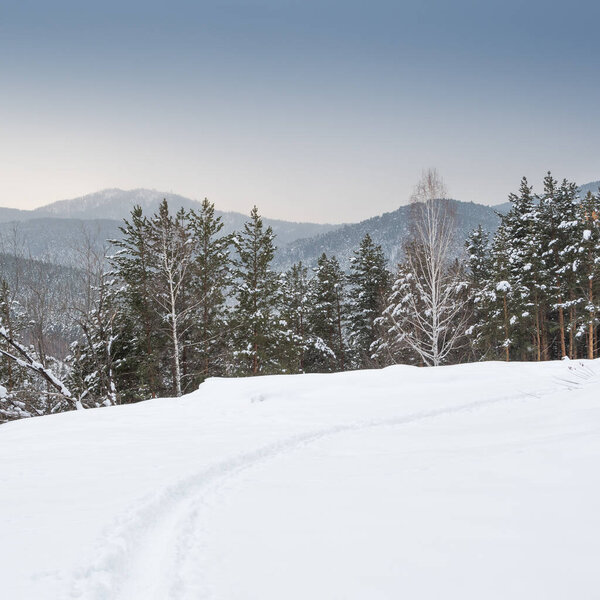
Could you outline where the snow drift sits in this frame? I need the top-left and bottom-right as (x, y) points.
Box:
(1, 360), (599, 599)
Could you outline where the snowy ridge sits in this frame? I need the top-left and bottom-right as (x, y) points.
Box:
(1, 360), (600, 599)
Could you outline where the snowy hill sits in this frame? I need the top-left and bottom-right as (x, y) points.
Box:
(1, 360), (599, 599)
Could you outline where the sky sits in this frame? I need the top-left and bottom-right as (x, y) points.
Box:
(1, 0), (599, 223)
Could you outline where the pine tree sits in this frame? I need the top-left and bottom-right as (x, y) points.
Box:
(477, 173), (599, 362)
(497, 177), (543, 360)
(556, 178), (582, 358)
(231, 206), (286, 375)
(539, 173), (581, 358)
(110, 205), (162, 397)
(188, 198), (232, 381)
(373, 260), (418, 365)
(578, 190), (600, 358)
(305, 254), (347, 372)
(488, 220), (517, 361)
(464, 225), (494, 359)
(347, 234), (390, 368)
(280, 262), (311, 373)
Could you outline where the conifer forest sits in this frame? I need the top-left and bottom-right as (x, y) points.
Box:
(1, 171), (599, 422)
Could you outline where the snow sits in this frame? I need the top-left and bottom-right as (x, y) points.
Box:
(1, 360), (600, 599)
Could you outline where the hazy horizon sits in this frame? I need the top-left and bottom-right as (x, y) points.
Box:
(3, 0), (599, 222)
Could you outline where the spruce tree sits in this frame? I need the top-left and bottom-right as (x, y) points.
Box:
(188, 198), (232, 381)
(372, 260), (418, 366)
(465, 225), (494, 359)
(110, 205), (162, 397)
(280, 262), (311, 373)
(578, 190), (600, 358)
(498, 177), (543, 360)
(305, 253), (347, 372)
(539, 172), (569, 358)
(553, 178), (581, 358)
(489, 221), (516, 361)
(231, 206), (285, 375)
(347, 234), (390, 368)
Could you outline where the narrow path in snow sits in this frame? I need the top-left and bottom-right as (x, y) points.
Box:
(66, 372), (590, 600)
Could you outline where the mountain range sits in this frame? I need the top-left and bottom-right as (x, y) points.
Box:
(0, 183), (597, 270)
(0, 189), (339, 243)
(0, 189), (341, 267)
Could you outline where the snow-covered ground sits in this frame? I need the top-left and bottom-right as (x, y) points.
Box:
(1, 360), (599, 599)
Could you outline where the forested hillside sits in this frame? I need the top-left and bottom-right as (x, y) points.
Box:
(0, 173), (598, 422)
(0, 189), (343, 267)
(275, 198), (505, 270)
(0, 189), (505, 268)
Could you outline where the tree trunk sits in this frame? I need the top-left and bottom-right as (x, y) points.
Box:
(336, 292), (345, 371)
(557, 290), (567, 358)
(503, 294), (510, 362)
(139, 243), (157, 398)
(535, 299), (541, 361)
(589, 276), (595, 360)
(541, 313), (549, 361)
(569, 298), (576, 359)
(169, 280), (182, 397)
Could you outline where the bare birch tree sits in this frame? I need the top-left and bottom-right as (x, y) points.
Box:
(147, 200), (198, 397)
(378, 169), (469, 366)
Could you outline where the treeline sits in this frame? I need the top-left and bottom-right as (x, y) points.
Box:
(0, 171), (598, 421)
(67, 201), (392, 405)
(465, 173), (600, 361)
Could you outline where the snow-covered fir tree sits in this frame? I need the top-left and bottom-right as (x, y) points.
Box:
(577, 190), (600, 358)
(539, 175), (581, 358)
(497, 177), (544, 360)
(188, 198), (232, 380)
(466, 173), (600, 362)
(231, 206), (287, 375)
(280, 262), (311, 373)
(110, 205), (163, 398)
(305, 253), (347, 372)
(464, 225), (494, 359)
(346, 234), (390, 368)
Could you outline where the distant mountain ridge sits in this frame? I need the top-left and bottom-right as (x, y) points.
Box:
(0, 183), (597, 270)
(276, 181), (600, 270)
(273, 199), (506, 270)
(29, 188), (342, 244)
(0, 189), (342, 251)
(579, 181), (600, 198)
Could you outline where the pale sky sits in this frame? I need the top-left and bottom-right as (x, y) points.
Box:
(1, 0), (599, 223)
